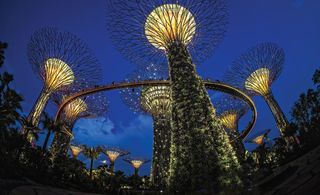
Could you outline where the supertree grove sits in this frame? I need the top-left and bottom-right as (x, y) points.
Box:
(50, 92), (108, 158)
(225, 42), (291, 143)
(102, 147), (129, 174)
(124, 157), (150, 177)
(26, 27), (102, 130)
(121, 64), (171, 189)
(106, 0), (242, 192)
(213, 94), (249, 160)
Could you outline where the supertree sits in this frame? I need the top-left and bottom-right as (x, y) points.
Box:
(247, 129), (271, 146)
(213, 94), (249, 160)
(107, 1), (242, 192)
(124, 157), (150, 177)
(102, 147), (129, 174)
(121, 64), (171, 189)
(70, 144), (84, 159)
(50, 92), (108, 158)
(26, 27), (101, 131)
(224, 42), (291, 144)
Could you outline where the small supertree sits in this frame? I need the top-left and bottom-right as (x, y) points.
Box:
(213, 94), (249, 160)
(247, 129), (271, 146)
(107, 1), (241, 192)
(124, 157), (150, 177)
(225, 42), (291, 143)
(102, 147), (129, 174)
(121, 64), (171, 189)
(50, 92), (108, 158)
(26, 27), (101, 130)
(70, 144), (84, 158)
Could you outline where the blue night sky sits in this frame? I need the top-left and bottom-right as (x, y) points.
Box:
(1, 0), (319, 176)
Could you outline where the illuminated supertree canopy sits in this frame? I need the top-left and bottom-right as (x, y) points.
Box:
(26, 27), (102, 128)
(246, 129), (271, 145)
(213, 94), (249, 159)
(102, 147), (129, 174)
(106, 0), (228, 66)
(224, 42), (290, 139)
(124, 157), (150, 176)
(107, 1), (242, 192)
(70, 144), (84, 158)
(50, 91), (108, 157)
(121, 64), (171, 189)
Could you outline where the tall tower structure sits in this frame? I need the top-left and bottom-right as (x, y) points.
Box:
(213, 94), (249, 160)
(27, 27), (101, 130)
(225, 43), (290, 143)
(121, 64), (171, 189)
(107, 1), (242, 192)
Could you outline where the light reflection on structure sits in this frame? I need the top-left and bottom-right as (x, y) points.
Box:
(140, 86), (171, 116)
(145, 4), (196, 50)
(103, 147), (129, 174)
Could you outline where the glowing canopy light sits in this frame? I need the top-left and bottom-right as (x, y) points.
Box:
(106, 150), (121, 162)
(70, 145), (83, 158)
(252, 135), (265, 145)
(140, 86), (171, 116)
(145, 4), (196, 50)
(245, 68), (270, 96)
(44, 58), (75, 91)
(131, 160), (144, 169)
(219, 111), (238, 130)
(64, 98), (87, 122)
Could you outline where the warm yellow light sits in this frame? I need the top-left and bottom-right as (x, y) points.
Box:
(70, 145), (82, 158)
(44, 58), (75, 91)
(141, 86), (171, 116)
(245, 68), (270, 96)
(145, 4), (196, 50)
(131, 160), (143, 169)
(220, 111), (238, 130)
(106, 150), (120, 162)
(64, 98), (87, 122)
(252, 135), (265, 145)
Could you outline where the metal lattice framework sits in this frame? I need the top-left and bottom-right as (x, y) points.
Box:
(246, 129), (271, 145)
(224, 42), (290, 138)
(124, 157), (150, 169)
(213, 94), (249, 130)
(102, 147), (129, 162)
(26, 27), (102, 127)
(224, 42), (284, 96)
(120, 64), (169, 115)
(106, 0), (228, 67)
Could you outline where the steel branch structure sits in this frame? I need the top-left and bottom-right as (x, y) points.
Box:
(106, 0), (228, 67)
(102, 147), (129, 174)
(124, 157), (150, 177)
(213, 94), (250, 159)
(246, 129), (271, 146)
(26, 27), (102, 128)
(70, 144), (84, 158)
(225, 42), (290, 140)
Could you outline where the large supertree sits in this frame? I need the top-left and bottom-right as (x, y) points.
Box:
(213, 94), (249, 160)
(225, 42), (291, 143)
(107, 1), (242, 192)
(102, 147), (129, 174)
(26, 27), (101, 131)
(50, 92), (108, 158)
(124, 157), (150, 177)
(121, 64), (171, 189)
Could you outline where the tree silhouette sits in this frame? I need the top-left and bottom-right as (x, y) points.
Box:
(83, 146), (102, 178)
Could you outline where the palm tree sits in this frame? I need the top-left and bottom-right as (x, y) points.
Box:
(19, 115), (40, 143)
(40, 112), (64, 151)
(83, 146), (102, 179)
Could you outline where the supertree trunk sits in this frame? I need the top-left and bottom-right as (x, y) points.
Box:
(167, 42), (242, 192)
(264, 92), (289, 136)
(151, 115), (171, 190)
(50, 122), (73, 158)
(134, 168), (139, 177)
(27, 87), (51, 128)
(109, 161), (115, 174)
